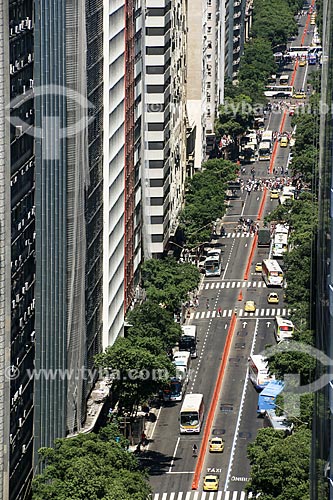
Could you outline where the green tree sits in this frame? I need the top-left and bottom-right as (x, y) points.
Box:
(126, 300), (182, 349)
(215, 94), (254, 140)
(95, 337), (174, 411)
(32, 426), (152, 500)
(247, 427), (311, 500)
(141, 258), (200, 311)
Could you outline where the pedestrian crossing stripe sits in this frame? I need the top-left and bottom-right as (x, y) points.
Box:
(222, 232), (255, 238)
(151, 492), (248, 500)
(203, 281), (266, 290)
(190, 308), (291, 320)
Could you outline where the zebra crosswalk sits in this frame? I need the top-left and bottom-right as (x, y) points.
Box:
(151, 491), (248, 500)
(222, 232), (255, 238)
(190, 307), (291, 320)
(200, 281), (266, 291)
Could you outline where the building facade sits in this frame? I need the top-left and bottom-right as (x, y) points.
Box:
(141, 0), (188, 257)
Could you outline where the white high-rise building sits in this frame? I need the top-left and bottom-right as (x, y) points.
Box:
(141, 0), (188, 257)
(103, 1), (126, 345)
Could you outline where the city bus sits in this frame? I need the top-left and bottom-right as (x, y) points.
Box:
(274, 316), (294, 342)
(272, 233), (288, 258)
(264, 85), (294, 98)
(262, 259), (284, 287)
(204, 251), (222, 277)
(179, 393), (205, 433)
(180, 325), (198, 358)
(308, 53), (317, 65)
(163, 377), (187, 402)
(249, 354), (275, 391)
(286, 46), (310, 58)
(258, 141), (271, 160)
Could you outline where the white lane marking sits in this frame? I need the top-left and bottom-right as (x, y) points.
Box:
(226, 282), (230, 288)
(222, 310), (227, 317)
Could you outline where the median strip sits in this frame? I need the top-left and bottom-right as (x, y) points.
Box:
(191, 312), (237, 490)
(243, 233), (258, 281)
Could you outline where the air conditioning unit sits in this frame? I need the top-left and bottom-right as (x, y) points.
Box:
(22, 445), (27, 454)
(22, 85), (26, 94)
(12, 300), (15, 309)
(16, 294), (20, 303)
(15, 26), (19, 33)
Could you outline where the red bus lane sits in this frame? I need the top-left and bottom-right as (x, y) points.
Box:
(191, 313), (237, 490)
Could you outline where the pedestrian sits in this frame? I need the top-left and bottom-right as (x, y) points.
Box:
(206, 299), (210, 309)
(217, 306), (222, 316)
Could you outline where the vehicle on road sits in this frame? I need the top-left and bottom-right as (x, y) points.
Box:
(286, 45), (310, 58)
(279, 74), (289, 85)
(280, 136), (289, 147)
(179, 393), (204, 433)
(209, 437), (224, 453)
(162, 377), (187, 403)
(257, 380), (284, 415)
(272, 224), (289, 258)
(275, 316), (294, 342)
(279, 185), (296, 204)
(258, 141), (272, 160)
(249, 354), (275, 390)
(270, 189), (280, 199)
(267, 292), (279, 304)
(308, 52), (317, 65)
(198, 256), (206, 272)
(299, 58), (307, 66)
(203, 475), (219, 491)
(264, 85), (294, 98)
(293, 89), (306, 99)
(255, 262), (263, 272)
(262, 259), (284, 287)
(257, 228), (271, 247)
(204, 249), (222, 277)
(180, 325), (198, 358)
(289, 105), (296, 116)
(244, 300), (256, 312)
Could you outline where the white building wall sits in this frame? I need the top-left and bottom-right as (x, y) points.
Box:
(103, 0), (125, 348)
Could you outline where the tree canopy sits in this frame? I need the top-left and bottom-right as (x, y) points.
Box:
(32, 424), (152, 500)
(246, 427), (311, 500)
(141, 258), (200, 311)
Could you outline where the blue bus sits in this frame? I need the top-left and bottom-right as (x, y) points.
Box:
(308, 53), (317, 65)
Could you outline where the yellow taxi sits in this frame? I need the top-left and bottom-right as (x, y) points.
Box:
(255, 262), (262, 272)
(267, 292), (279, 304)
(299, 58), (307, 67)
(203, 475), (219, 492)
(209, 437), (224, 453)
(244, 300), (256, 312)
(293, 89), (306, 99)
(310, 15), (316, 25)
(270, 189), (280, 199)
(280, 136), (288, 147)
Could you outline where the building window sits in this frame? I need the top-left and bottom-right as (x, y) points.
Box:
(207, 27), (212, 34)
(207, 13), (212, 20)
(207, 108), (211, 116)
(146, 66), (165, 75)
(151, 215), (164, 224)
(149, 160), (164, 168)
(150, 179), (164, 187)
(148, 122), (164, 131)
(207, 82), (211, 89)
(146, 27), (165, 36)
(150, 197), (164, 206)
(146, 46), (165, 55)
(147, 7), (166, 15)
(207, 0), (212, 5)
(207, 95), (211, 103)
(148, 142), (164, 150)
(151, 234), (164, 242)
(147, 84), (165, 93)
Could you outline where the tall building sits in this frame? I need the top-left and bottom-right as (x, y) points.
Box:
(5, 0), (36, 498)
(312, 0), (332, 497)
(141, 0), (188, 257)
(33, 0), (103, 473)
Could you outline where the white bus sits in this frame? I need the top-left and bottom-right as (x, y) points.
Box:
(262, 259), (284, 287)
(179, 393), (205, 433)
(274, 316), (294, 342)
(264, 85), (293, 98)
(272, 233), (288, 258)
(261, 130), (273, 144)
(249, 354), (275, 391)
(287, 46), (310, 58)
(258, 141), (271, 160)
(204, 251), (222, 277)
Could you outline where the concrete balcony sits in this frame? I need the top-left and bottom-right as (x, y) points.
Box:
(234, 23), (241, 31)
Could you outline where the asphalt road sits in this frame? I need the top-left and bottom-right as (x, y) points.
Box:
(146, 9), (317, 500)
